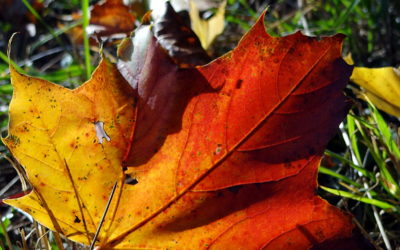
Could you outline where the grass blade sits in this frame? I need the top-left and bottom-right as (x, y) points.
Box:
(82, 0), (92, 79)
(319, 166), (361, 187)
(320, 186), (396, 211)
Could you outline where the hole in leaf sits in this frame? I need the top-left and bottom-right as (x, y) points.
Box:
(94, 121), (110, 144)
(124, 174), (138, 185)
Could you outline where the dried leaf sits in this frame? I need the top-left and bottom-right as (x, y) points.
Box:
(90, 0), (135, 37)
(65, 0), (135, 44)
(152, 2), (210, 67)
(4, 11), (360, 249)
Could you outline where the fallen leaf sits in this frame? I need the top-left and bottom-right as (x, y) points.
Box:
(189, 0), (226, 49)
(90, 0), (136, 37)
(4, 10), (361, 249)
(353, 68), (400, 117)
(152, 2), (210, 67)
(345, 54), (400, 117)
(65, 0), (136, 44)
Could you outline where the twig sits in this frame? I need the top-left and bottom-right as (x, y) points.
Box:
(37, 225), (51, 250)
(33, 221), (43, 250)
(24, 227), (37, 241)
(89, 182), (118, 250)
(339, 122), (392, 250)
(19, 228), (29, 250)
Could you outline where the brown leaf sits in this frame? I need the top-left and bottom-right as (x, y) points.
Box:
(152, 2), (210, 67)
(65, 0), (136, 45)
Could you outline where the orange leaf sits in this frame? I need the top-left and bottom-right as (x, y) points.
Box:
(4, 10), (363, 249)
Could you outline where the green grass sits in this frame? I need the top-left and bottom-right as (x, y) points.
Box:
(82, 0), (92, 79)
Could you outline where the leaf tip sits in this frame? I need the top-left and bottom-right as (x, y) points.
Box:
(255, 6), (270, 33)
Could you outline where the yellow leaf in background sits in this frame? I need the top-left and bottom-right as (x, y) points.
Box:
(189, 0), (226, 49)
(362, 87), (400, 117)
(352, 67), (400, 117)
(344, 54), (400, 117)
(2, 58), (136, 245)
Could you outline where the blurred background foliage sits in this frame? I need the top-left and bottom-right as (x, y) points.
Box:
(0, 0), (399, 249)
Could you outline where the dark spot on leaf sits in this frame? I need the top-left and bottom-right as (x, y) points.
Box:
(8, 134), (20, 147)
(74, 216), (81, 223)
(235, 79), (243, 89)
